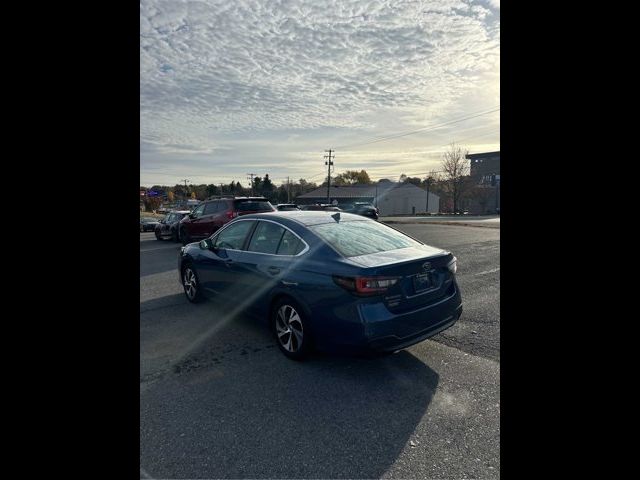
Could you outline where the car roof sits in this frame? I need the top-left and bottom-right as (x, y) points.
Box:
(206, 196), (268, 201)
(170, 210), (191, 214)
(239, 210), (369, 226)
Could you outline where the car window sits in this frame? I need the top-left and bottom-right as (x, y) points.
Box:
(310, 220), (421, 257)
(203, 202), (217, 215)
(247, 221), (286, 254)
(164, 214), (173, 223)
(214, 221), (255, 250)
(191, 204), (205, 217)
(277, 230), (304, 255)
(235, 200), (274, 212)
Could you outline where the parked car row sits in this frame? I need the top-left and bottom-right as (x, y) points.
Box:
(142, 198), (382, 242)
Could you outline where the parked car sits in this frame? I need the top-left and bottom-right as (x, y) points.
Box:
(276, 203), (301, 211)
(155, 210), (191, 241)
(341, 202), (379, 220)
(179, 211), (462, 360)
(178, 196), (276, 245)
(140, 216), (160, 232)
(300, 204), (342, 212)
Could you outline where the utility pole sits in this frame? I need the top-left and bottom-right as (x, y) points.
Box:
(247, 173), (256, 196)
(181, 179), (190, 205)
(220, 183), (224, 196)
(425, 177), (433, 213)
(324, 149), (334, 204)
(287, 176), (291, 203)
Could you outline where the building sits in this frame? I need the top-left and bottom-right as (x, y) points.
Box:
(296, 181), (439, 216)
(467, 151), (500, 214)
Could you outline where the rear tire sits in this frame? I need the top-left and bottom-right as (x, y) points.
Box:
(271, 297), (313, 360)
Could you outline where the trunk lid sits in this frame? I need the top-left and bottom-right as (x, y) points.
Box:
(348, 245), (456, 313)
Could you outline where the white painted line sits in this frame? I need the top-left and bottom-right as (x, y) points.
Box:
(474, 267), (500, 276)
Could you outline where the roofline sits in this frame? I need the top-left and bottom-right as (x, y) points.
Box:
(466, 151), (500, 158)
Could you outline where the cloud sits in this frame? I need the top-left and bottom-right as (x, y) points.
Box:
(140, 0), (499, 183)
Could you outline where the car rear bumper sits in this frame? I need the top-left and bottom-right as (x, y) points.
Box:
(312, 281), (462, 353)
(359, 284), (462, 351)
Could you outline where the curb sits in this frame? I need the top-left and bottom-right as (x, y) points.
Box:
(381, 220), (500, 229)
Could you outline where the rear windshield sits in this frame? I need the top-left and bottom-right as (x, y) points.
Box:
(309, 220), (421, 257)
(235, 200), (274, 212)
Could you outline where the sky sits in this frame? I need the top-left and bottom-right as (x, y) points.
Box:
(140, 0), (499, 188)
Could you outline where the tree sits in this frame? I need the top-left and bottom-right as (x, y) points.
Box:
(402, 176), (423, 187)
(144, 196), (162, 212)
(206, 184), (218, 198)
(261, 174), (274, 199)
(334, 169), (372, 185)
(440, 143), (472, 213)
(252, 176), (262, 195)
(167, 191), (175, 202)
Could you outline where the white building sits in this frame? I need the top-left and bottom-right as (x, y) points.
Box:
(297, 181), (439, 215)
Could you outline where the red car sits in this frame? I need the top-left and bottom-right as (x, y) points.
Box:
(178, 196), (275, 245)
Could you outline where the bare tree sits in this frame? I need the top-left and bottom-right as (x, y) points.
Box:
(441, 143), (472, 213)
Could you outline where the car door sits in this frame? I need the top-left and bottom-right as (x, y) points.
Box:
(190, 201), (218, 238)
(185, 203), (205, 237)
(232, 220), (307, 316)
(195, 220), (257, 307)
(161, 214), (173, 236)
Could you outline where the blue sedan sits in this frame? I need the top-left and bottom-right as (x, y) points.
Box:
(179, 211), (462, 360)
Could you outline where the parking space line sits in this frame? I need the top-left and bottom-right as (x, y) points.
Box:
(474, 267), (500, 276)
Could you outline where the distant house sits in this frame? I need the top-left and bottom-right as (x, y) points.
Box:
(296, 181), (439, 216)
(467, 151), (500, 214)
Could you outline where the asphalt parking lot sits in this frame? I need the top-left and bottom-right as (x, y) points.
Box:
(140, 222), (500, 479)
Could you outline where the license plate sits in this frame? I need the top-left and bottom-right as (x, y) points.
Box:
(413, 273), (431, 292)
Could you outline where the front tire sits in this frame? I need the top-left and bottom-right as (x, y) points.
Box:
(272, 298), (313, 360)
(182, 264), (204, 303)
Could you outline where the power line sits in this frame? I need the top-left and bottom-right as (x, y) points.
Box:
(334, 106), (500, 150)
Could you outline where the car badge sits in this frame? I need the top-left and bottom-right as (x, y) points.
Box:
(422, 262), (431, 271)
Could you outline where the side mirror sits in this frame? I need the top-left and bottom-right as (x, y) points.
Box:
(199, 238), (215, 250)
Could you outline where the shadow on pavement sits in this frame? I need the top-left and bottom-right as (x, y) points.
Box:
(140, 321), (439, 478)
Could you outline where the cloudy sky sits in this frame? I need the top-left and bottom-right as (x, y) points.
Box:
(140, 0), (499, 187)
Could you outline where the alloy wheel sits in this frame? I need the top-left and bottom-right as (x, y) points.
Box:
(183, 268), (197, 300)
(275, 305), (304, 353)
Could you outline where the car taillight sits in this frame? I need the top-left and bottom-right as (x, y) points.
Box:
(226, 210), (238, 219)
(333, 275), (400, 296)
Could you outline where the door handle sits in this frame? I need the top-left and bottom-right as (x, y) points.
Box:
(267, 266), (281, 275)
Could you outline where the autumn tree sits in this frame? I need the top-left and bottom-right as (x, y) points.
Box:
(334, 169), (371, 185)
